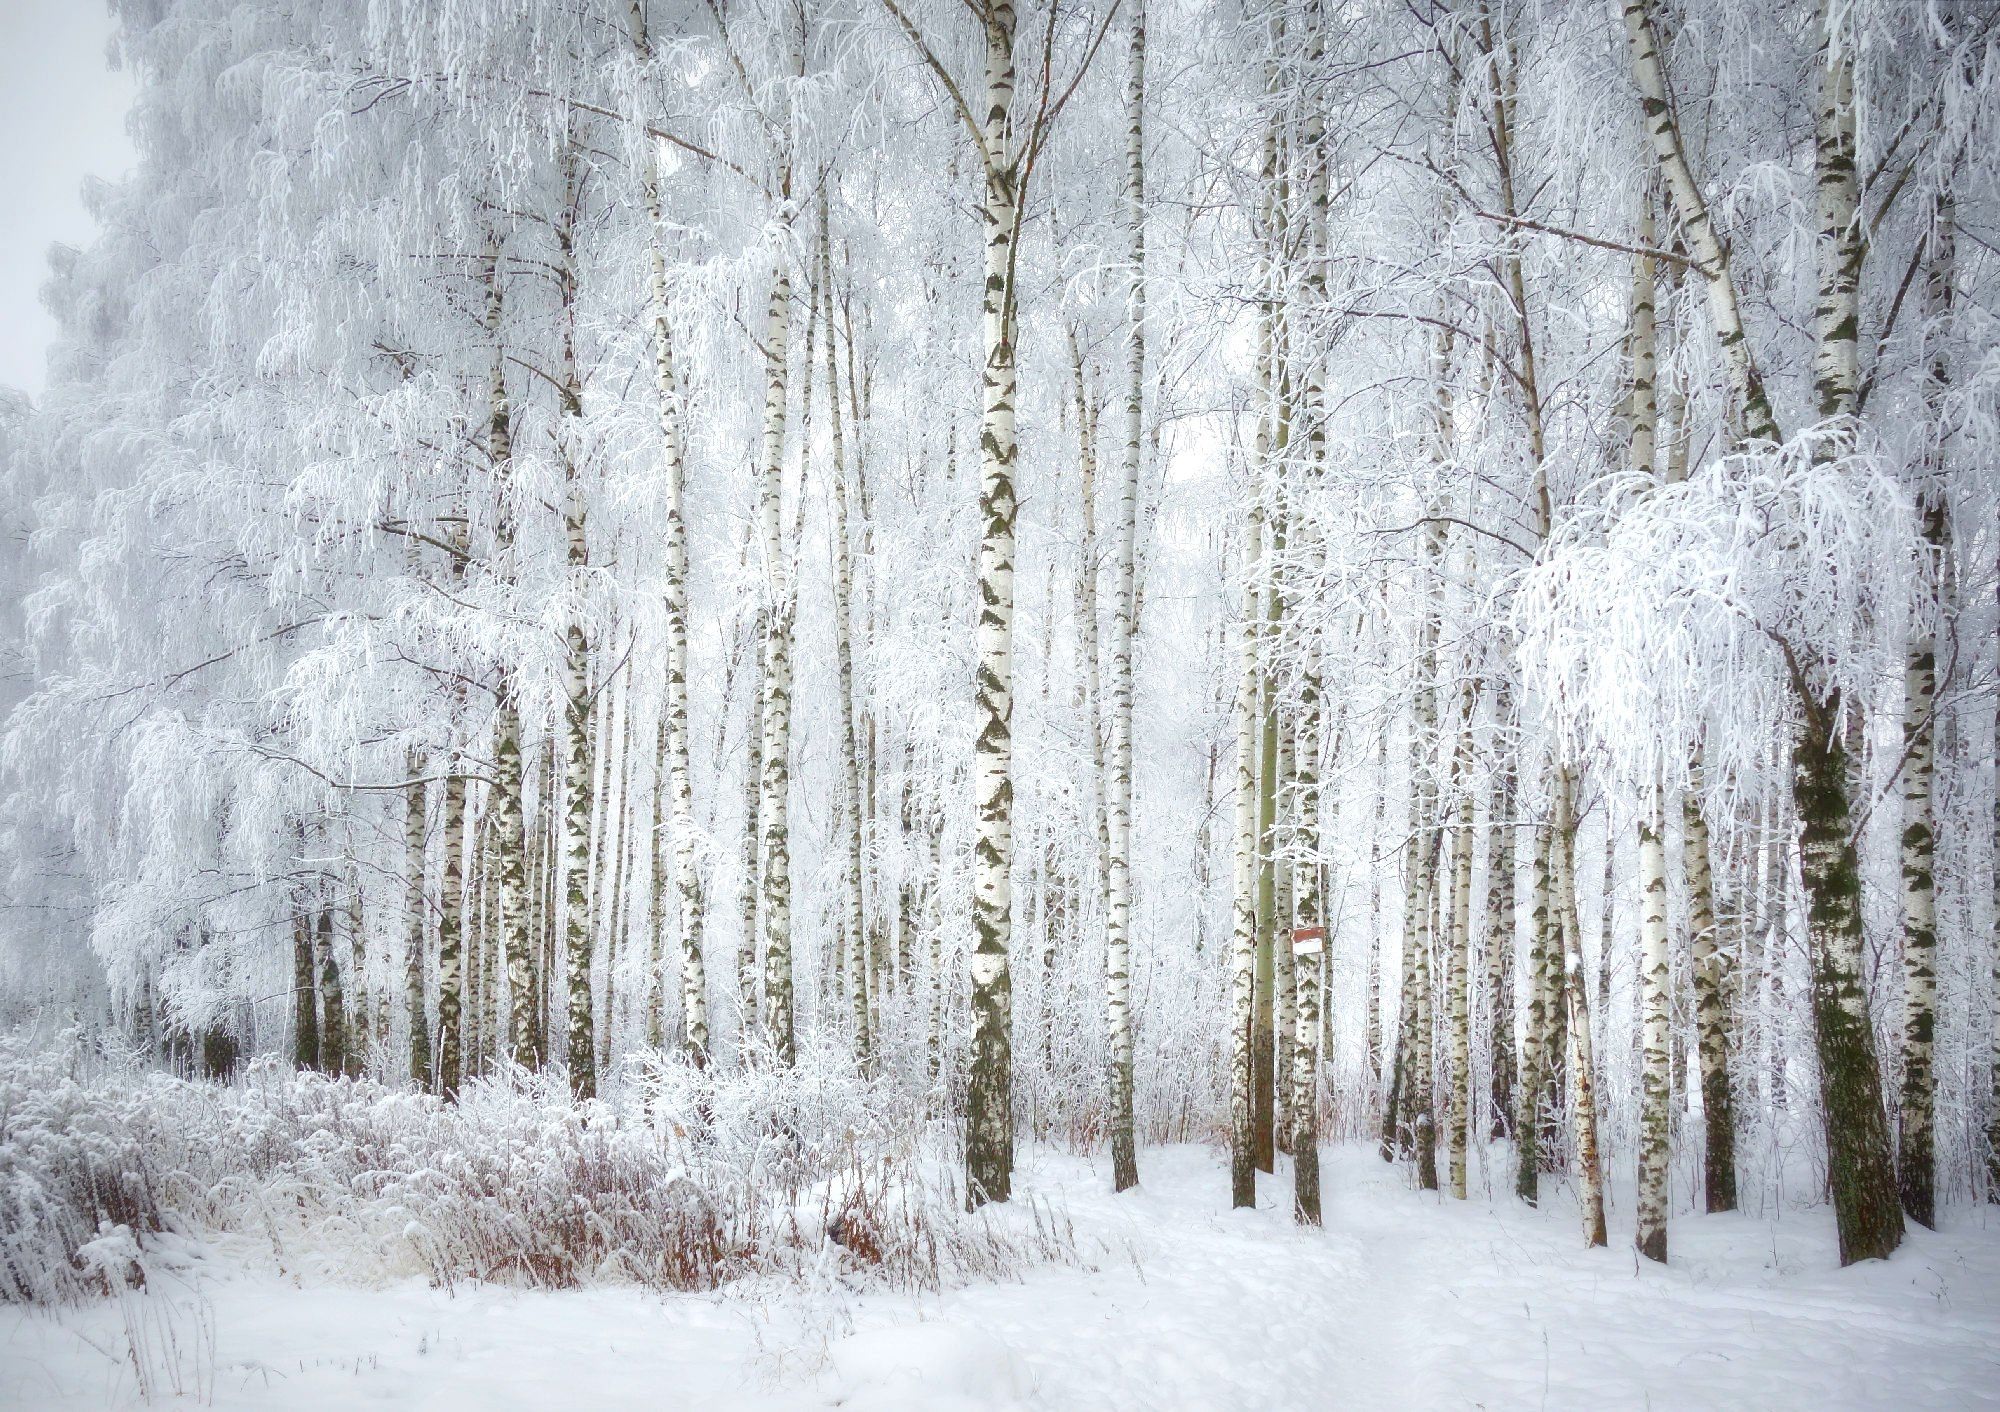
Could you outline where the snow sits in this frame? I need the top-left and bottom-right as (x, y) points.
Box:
(6, 1143), (1998, 1411)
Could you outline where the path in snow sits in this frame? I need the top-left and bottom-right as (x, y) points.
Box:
(4, 1143), (1997, 1410)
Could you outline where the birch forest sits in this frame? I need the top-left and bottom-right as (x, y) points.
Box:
(2, 0), (1999, 1405)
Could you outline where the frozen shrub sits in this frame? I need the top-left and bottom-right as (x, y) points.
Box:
(0, 1031), (1083, 1305)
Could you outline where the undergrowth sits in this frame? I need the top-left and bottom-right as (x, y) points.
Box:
(0, 1031), (1083, 1306)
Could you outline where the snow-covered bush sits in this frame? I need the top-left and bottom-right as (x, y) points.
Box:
(0, 1032), (1081, 1305)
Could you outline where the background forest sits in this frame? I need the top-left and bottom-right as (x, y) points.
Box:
(1, 0), (1998, 1401)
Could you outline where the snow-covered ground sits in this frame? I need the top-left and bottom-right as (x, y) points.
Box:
(6, 1142), (1997, 1411)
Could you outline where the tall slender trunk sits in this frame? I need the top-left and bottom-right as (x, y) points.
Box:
(965, 0), (1021, 1207)
(1229, 506), (1263, 1209)
(1622, 0), (1780, 445)
(1685, 769), (1736, 1212)
(756, 242), (798, 1067)
(596, 678), (627, 1073)
(1404, 502), (1447, 1191)
(1555, 771), (1606, 1246)
(1989, 636), (2000, 1204)
(1637, 798), (1672, 1263)
(1244, 55), (1285, 1181)
(1486, 693), (1517, 1140)
(1797, 3), (1903, 1265)
(1073, 345), (1110, 895)
(1272, 716), (1296, 1156)
(1445, 693), (1475, 1201)
(317, 907), (349, 1078)
(347, 878), (370, 1068)
(820, 200), (871, 1068)
(1381, 814), (1416, 1163)
(471, 794), (495, 1080)
(1366, 723), (1388, 1082)
(293, 909), (317, 1070)
(554, 153), (596, 1101)
(1104, 0), (1145, 1195)
(1627, 195), (1670, 1262)
(406, 767), (431, 1088)
(1291, 460), (1325, 1222)
(1898, 217), (1952, 1229)
(480, 237), (534, 1076)
(1796, 701), (1903, 1261)
(1288, 722), (1322, 1221)
(1514, 823), (1550, 1202)
(1539, 817), (1569, 1173)
(739, 610), (766, 1040)
(631, 0), (706, 1070)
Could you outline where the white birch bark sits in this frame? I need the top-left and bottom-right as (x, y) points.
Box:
(1796, 1), (1902, 1265)
(1485, 688), (1517, 1141)
(1104, 0), (1144, 1195)
(1682, 770), (1737, 1210)
(821, 200), (870, 1068)
(1621, 0), (1781, 444)
(1898, 214), (1952, 1230)
(1229, 505), (1263, 1209)
(1555, 770), (1606, 1246)
(756, 248), (797, 1067)
(965, 0), (1021, 1205)
(739, 610), (765, 1039)
(1514, 822), (1550, 1203)
(405, 763), (430, 1088)
(1445, 693), (1475, 1201)
(1637, 798), (1671, 1263)
(316, 908), (349, 1078)
(1071, 341), (1111, 898)
(554, 151), (596, 1101)
(632, 2), (708, 1063)
(1273, 714), (1296, 1156)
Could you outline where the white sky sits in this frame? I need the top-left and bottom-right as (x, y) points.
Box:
(0, 0), (136, 395)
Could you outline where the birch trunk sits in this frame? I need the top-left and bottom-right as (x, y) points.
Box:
(1637, 800), (1671, 1263)
(1291, 491), (1325, 1221)
(1410, 821), (1439, 1193)
(293, 910), (317, 1070)
(1247, 64), (1283, 1180)
(1990, 652), (1999, 1204)
(965, 0), (1021, 1206)
(347, 881), (370, 1069)
(1446, 698), (1475, 1201)
(1897, 219), (1952, 1229)
(631, 44), (709, 1060)
(739, 611), (765, 1038)
(821, 202), (870, 1068)
(406, 767), (430, 1088)
(1104, 0), (1144, 1195)
(1798, 4), (1902, 1265)
(1381, 813), (1416, 1163)
(1539, 817), (1569, 1172)
(555, 154), (596, 1101)
(756, 247), (797, 1068)
(1272, 716), (1296, 1156)
(1073, 345), (1110, 896)
(596, 680), (626, 1073)
(1514, 823), (1550, 1203)
(1229, 505), (1263, 1209)
(1404, 503), (1446, 1191)
(1621, 0), (1781, 445)
(1486, 697), (1517, 1140)
(1555, 772), (1606, 1246)
(1366, 724), (1388, 1082)
(479, 236), (534, 1075)
(317, 908), (348, 1078)
(1796, 702), (1903, 1262)
(1686, 771), (1737, 1212)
